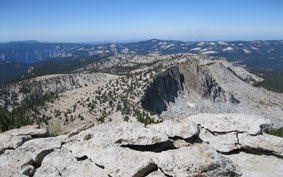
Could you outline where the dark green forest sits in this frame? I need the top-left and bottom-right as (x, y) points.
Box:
(11, 54), (111, 82)
(249, 68), (283, 93)
(0, 94), (57, 132)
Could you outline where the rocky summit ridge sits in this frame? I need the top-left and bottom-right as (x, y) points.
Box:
(1, 53), (283, 134)
(1, 113), (282, 177)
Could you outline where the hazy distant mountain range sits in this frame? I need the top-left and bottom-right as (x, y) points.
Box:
(0, 39), (283, 82)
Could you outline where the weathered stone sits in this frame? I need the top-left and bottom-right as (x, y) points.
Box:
(154, 144), (242, 177)
(223, 151), (283, 177)
(65, 143), (157, 177)
(172, 139), (190, 148)
(238, 133), (283, 156)
(67, 122), (168, 146)
(0, 134), (31, 154)
(188, 113), (270, 135)
(34, 149), (109, 177)
(0, 149), (33, 177)
(21, 165), (35, 176)
(0, 125), (48, 154)
(1, 117), (282, 177)
(6, 125), (48, 137)
(199, 129), (240, 152)
(67, 122), (94, 138)
(145, 169), (166, 177)
(0, 134), (66, 177)
(149, 119), (199, 139)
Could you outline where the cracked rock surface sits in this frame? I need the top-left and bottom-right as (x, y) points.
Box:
(1, 113), (282, 177)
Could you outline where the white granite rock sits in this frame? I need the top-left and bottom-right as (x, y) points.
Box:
(188, 113), (270, 135)
(34, 149), (109, 177)
(223, 151), (283, 177)
(1, 116), (282, 177)
(0, 125), (48, 154)
(0, 149), (33, 177)
(149, 118), (199, 139)
(239, 133), (283, 156)
(67, 122), (168, 146)
(145, 169), (166, 177)
(199, 129), (240, 152)
(154, 144), (242, 177)
(6, 125), (48, 137)
(0, 135), (66, 177)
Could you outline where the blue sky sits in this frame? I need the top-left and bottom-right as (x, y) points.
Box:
(0, 0), (283, 42)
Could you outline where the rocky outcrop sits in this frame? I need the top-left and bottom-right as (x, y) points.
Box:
(188, 113), (270, 135)
(141, 62), (240, 114)
(0, 125), (48, 154)
(222, 151), (283, 177)
(1, 113), (282, 177)
(154, 145), (241, 177)
(141, 66), (184, 114)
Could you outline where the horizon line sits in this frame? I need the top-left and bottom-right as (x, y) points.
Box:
(1, 38), (283, 44)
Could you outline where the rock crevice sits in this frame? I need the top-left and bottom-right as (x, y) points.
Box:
(1, 113), (282, 177)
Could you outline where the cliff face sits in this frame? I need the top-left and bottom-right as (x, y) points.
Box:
(141, 66), (183, 114)
(141, 62), (239, 114)
(179, 63), (239, 103)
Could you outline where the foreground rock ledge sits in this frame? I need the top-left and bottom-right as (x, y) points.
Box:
(0, 113), (282, 177)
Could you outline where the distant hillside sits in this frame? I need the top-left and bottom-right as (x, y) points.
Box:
(1, 39), (283, 83)
(0, 41), (82, 63)
(249, 68), (283, 93)
(61, 39), (283, 69)
(0, 60), (30, 83)
(1, 40), (283, 68)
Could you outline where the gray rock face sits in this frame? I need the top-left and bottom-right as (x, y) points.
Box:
(141, 62), (239, 115)
(223, 151), (283, 177)
(154, 145), (241, 177)
(0, 128), (65, 177)
(141, 66), (184, 114)
(199, 129), (240, 153)
(1, 113), (282, 177)
(239, 133), (283, 156)
(188, 113), (270, 135)
(179, 62), (239, 104)
(34, 149), (109, 177)
(0, 125), (48, 154)
(149, 118), (199, 139)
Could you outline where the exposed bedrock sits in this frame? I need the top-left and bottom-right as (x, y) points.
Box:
(141, 62), (239, 114)
(141, 66), (183, 114)
(1, 113), (282, 177)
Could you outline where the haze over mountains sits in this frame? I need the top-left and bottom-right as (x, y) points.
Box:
(1, 39), (283, 83)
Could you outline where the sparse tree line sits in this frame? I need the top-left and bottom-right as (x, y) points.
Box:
(0, 63), (166, 132)
(0, 93), (58, 132)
